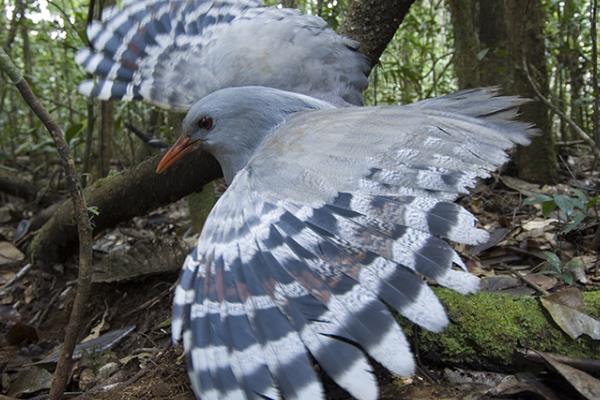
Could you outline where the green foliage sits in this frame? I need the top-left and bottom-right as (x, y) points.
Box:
(542, 251), (584, 285)
(524, 190), (598, 233)
(365, 0), (456, 105)
(0, 0), (597, 172)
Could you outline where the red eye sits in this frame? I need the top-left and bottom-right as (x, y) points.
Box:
(198, 116), (214, 130)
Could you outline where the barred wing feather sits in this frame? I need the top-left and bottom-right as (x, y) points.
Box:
(172, 89), (535, 399)
(76, 0), (369, 110)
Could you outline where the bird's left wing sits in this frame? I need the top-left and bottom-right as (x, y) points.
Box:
(76, 0), (369, 110)
(172, 88), (535, 400)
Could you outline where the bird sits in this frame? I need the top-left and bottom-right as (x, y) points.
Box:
(76, 1), (534, 399)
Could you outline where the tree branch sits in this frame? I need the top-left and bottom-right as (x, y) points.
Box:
(0, 168), (39, 200)
(0, 48), (94, 400)
(340, 0), (416, 68)
(523, 58), (600, 158)
(30, 151), (222, 263)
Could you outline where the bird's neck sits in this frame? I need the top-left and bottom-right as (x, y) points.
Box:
(204, 87), (335, 184)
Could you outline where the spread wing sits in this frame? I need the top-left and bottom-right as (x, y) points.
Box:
(76, 0), (370, 110)
(172, 88), (535, 400)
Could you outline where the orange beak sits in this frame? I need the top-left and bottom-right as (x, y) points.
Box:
(156, 136), (201, 174)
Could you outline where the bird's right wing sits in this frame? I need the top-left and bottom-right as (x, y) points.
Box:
(172, 88), (536, 400)
(76, 0), (370, 111)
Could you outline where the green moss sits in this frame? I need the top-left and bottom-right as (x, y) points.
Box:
(583, 291), (600, 319)
(186, 181), (218, 233)
(404, 288), (600, 368)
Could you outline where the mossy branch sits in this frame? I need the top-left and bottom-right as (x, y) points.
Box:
(405, 289), (600, 370)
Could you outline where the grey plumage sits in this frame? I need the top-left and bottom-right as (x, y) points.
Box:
(172, 86), (533, 400)
(76, 0), (369, 110)
(77, 2), (534, 399)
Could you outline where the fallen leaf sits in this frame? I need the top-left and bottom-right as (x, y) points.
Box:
(470, 228), (510, 256)
(7, 367), (53, 397)
(23, 284), (34, 304)
(538, 352), (600, 400)
(0, 271), (16, 286)
(481, 276), (520, 292)
(40, 325), (136, 364)
(119, 351), (155, 366)
(92, 238), (186, 283)
(525, 274), (558, 291)
(97, 362), (120, 382)
(488, 374), (560, 400)
(521, 219), (558, 231)
(79, 367), (96, 391)
(541, 290), (600, 340)
(500, 176), (544, 197)
(548, 287), (585, 309)
(0, 242), (24, 266)
(83, 307), (109, 342)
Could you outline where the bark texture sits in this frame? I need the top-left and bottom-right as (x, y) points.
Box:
(505, 0), (557, 183)
(478, 0), (510, 87)
(0, 169), (39, 200)
(96, 100), (114, 178)
(31, 151), (222, 263)
(448, 0), (510, 89)
(447, 0), (480, 89)
(340, 0), (416, 68)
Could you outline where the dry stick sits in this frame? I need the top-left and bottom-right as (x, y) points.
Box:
(522, 58), (600, 158)
(591, 0), (599, 144)
(0, 48), (94, 400)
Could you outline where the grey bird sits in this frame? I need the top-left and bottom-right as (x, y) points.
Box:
(76, 1), (534, 399)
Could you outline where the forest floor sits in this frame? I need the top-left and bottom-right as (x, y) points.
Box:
(0, 148), (599, 400)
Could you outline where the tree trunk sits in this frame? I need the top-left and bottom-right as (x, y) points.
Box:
(591, 0), (600, 143)
(562, 0), (584, 141)
(447, 0), (480, 89)
(96, 100), (114, 178)
(477, 0), (510, 87)
(504, 0), (557, 184)
(340, 0), (416, 68)
(20, 15), (35, 130)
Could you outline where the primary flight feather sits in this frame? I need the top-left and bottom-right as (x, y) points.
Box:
(76, 1), (534, 399)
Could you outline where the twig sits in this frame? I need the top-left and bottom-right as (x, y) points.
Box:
(0, 263), (32, 296)
(512, 271), (550, 296)
(519, 349), (600, 374)
(522, 58), (600, 158)
(84, 363), (149, 395)
(0, 49), (94, 400)
(121, 283), (175, 319)
(557, 140), (586, 147)
(591, 0), (599, 144)
(125, 123), (169, 149)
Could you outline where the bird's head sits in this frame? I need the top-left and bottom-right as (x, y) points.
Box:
(156, 86), (333, 182)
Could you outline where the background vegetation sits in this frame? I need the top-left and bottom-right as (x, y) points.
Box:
(1, 0), (598, 184)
